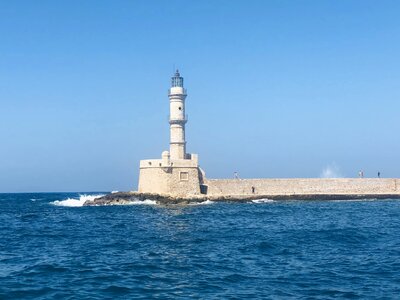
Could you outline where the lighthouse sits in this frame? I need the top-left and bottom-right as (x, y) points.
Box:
(169, 70), (187, 160)
(134, 71), (400, 200)
(138, 70), (203, 196)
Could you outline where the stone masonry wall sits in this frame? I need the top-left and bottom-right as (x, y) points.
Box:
(138, 166), (201, 196)
(204, 178), (400, 196)
(138, 167), (169, 195)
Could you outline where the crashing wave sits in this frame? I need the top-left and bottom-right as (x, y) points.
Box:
(51, 194), (104, 207)
(189, 200), (214, 205)
(126, 199), (157, 205)
(252, 199), (274, 203)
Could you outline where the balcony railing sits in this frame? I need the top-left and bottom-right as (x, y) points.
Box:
(168, 114), (188, 124)
(168, 89), (187, 96)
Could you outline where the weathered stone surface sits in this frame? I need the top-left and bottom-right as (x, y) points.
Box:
(138, 162), (201, 196)
(204, 178), (400, 196)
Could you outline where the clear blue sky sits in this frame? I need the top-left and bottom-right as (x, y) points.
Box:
(1, 1), (399, 192)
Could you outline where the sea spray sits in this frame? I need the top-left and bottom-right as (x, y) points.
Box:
(51, 194), (104, 207)
(189, 200), (214, 206)
(252, 199), (274, 203)
(320, 162), (343, 178)
(126, 199), (157, 205)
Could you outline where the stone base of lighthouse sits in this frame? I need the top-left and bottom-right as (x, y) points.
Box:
(138, 152), (204, 196)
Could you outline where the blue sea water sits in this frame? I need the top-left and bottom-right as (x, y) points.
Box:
(1, 193), (400, 299)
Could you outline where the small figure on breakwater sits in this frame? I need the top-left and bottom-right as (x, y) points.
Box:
(378, 171), (381, 178)
(234, 172), (239, 179)
(359, 170), (364, 178)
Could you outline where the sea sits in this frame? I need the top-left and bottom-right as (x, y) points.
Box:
(1, 193), (400, 299)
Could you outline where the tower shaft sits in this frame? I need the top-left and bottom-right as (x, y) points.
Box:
(169, 70), (187, 160)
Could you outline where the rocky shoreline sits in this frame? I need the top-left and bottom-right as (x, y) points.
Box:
(83, 191), (400, 206)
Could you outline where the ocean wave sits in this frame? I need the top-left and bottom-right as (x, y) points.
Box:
(111, 191), (119, 194)
(189, 200), (214, 206)
(252, 199), (274, 203)
(331, 198), (379, 202)
(51, 194), (104, 207)
(127, 199), (157, 205)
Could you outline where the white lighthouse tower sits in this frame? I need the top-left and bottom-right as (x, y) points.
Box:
(138, 70), (203, 196)
(169, 70), (187, 160)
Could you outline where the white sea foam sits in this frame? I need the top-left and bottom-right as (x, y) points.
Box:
(111, 190), (119, 194)
(127, 199), (157, 205)
(331, 198), (379, 202)
(252, 199), (274, 203)
(189, 200), (214, 206)
(51, 194), (104, 207)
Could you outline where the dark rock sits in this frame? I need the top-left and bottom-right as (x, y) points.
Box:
(83, 191), (400, 206)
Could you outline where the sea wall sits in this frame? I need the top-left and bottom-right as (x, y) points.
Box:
(203, 178), (400, 196)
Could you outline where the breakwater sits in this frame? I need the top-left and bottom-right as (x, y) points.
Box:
(204, 178), (400, 196)
(84, 178), (400, 206)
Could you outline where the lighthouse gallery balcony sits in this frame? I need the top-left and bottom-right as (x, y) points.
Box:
(169, 114), (188, 124)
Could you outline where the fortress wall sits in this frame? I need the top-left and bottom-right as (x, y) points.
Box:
(204, 178), (400, 196)
(138, 165), (201, 196)
(138, 167), (170, 195)
(168, 167), (201, 196)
